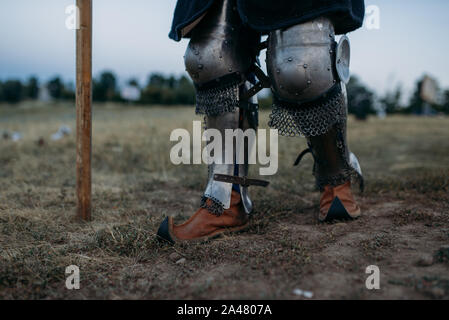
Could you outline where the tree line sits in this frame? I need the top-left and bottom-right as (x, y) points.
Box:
(1, 71), (449, 118)
(0, 71), (196, 106)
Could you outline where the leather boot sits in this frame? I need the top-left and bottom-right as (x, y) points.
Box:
(308, 120), (362, 222)
(157, 190), (249, 244)
(319, 181), (361, 222)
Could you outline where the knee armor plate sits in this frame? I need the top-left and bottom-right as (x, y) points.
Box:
(267, 17), (338, 103)
(266, 18), (352, 137)
(184, 0), (259, 116)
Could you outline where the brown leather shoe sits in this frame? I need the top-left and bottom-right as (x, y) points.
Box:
(319, 181), (361, 222)
(157, 190), (249, 244)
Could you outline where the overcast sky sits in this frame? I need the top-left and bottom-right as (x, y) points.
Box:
(1, 0), (448, 98)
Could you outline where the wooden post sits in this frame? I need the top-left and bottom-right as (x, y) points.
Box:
(76, 0), (92, 221)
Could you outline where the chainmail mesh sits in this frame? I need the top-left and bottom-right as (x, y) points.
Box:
(287, 87), (365, 191)
(195, 82), (240, 116)
(200, 195), (225, 216)
(268, 89), (346, 137)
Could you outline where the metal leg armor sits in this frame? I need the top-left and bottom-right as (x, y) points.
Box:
(156, 81), (260, 244)
(157, 0), (264, 244)
(202, 80), (259, 216)
(306, 83), (363, 192)
(202, 85), (257, 216)
(266, 17), (363, 221)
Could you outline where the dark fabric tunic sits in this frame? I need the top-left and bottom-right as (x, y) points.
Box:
(169, 0), (365, 41)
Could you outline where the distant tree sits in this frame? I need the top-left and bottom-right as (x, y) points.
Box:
(439, 89), (449, 115)
(167, 75), (176, 89)
(25, 76), (39, 100)
(140, 85), (164, 104)
(346, 76), (376, 120)
(93, 71), (118, 102)
(62, 81), (76, 100)
(47, 77), (64, 100)
(405, 78), (425, 114)
(148, 73), (166, 88)
(2, 80), (23, 104)
(143, 73), (169, 102)
(174, 75), (195, 105)
(128, 78), (140, 88)
(140, 73), (186, 105)
(380, 85), (403, 114)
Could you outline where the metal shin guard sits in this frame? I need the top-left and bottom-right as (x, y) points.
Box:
(184, 0), (259, 117)
(307, 110), (354, 191)
(266, 16), (362, 190)
(201, 83), (257, 216)
(306, 84), (363, 191)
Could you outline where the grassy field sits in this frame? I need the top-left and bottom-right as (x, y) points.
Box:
(0, 102), (448, 299)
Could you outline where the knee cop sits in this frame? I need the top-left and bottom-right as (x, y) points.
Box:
(184, 0), (260, 117)
(266, 17), (351, 137)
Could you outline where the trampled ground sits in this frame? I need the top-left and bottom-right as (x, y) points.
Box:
(0, 103), (448, 299)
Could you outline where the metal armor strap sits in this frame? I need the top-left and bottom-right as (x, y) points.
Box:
(213, 174), (269, 188)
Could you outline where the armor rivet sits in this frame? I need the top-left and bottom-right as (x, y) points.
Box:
(224, 40), (228, 45)
(195, 51), (199, 55)
(329, 50), (333, 54)
(303, 64), (308, 69)
(276, 69), (280, 74)
(279, 85), (283, 89)
(288, 57), (293, 62)
(307, 80), (311, 85)
(198, 64), (203, 69)
(333, 80), (337, 83)
(229, 68), (233, 72)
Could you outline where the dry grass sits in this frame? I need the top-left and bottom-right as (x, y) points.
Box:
(0, 102), (448, 299)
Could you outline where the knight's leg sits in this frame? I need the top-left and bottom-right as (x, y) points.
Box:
(307, 87), (362, 221)
(157, 0), (260, 243)
(267, 17), (362, 222)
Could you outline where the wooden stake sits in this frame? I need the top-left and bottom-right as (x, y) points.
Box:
(76, 0), (92, 221)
